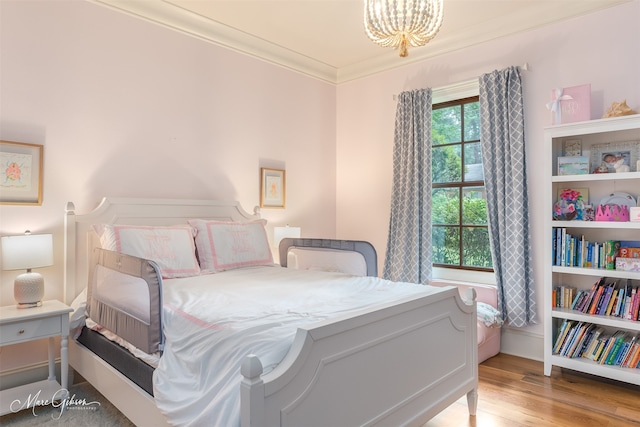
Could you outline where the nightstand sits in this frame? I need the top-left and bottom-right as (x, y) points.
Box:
(0, 300), (73, 415)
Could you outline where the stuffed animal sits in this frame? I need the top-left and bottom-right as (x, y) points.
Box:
(593, 162), (609, 174)
(613, 158), (630, 173)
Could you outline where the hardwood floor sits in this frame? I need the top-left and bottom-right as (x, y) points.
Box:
(427, 353), (640, 427)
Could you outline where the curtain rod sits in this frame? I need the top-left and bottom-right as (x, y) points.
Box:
(393, 63), (530, 101)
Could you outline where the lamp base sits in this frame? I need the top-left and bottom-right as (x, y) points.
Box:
(17, 301), (43, 309)
(14, 272), (45, 309)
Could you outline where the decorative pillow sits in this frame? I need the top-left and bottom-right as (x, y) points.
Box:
(477, 302), (504, 328)
(91, 224), (200, 279)
(189, 219), (274, 273)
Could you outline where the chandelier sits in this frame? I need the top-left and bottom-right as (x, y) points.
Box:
(364, 0), (444, 57)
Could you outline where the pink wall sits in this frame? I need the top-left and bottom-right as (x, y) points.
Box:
(1, 0), (638, 373)
(336, 1), (640, 340)
(0, 1), (336, 371)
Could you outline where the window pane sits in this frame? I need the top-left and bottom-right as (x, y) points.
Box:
(462, 227), (492, 268)
(464, 142), (484, 181)
(432, 188), (459, 224)
(433, 226), (460, 265)
(463, 102), (480, 141)
(432, 106), (461, 145)
(432, 145), (461, 183)
(462, 186), (487, 225)
(431, 96), (491, 273)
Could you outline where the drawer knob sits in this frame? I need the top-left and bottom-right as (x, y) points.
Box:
(18, 329), (25, 334)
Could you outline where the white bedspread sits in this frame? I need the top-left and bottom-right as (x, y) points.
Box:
(152, 266), (436, 427)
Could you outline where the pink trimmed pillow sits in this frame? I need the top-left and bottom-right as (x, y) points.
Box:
(92, 224), (200, 278)
(189, 219), (274, 273)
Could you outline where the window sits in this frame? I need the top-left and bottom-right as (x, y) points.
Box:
(431, 96), (493, 271)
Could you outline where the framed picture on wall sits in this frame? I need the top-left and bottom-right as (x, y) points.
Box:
(260, 168), (285, 208)
(0, 140), (44, 205)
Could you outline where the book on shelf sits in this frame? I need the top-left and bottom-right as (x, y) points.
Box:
(628, 342), (640, 368)
(553, 319), (575, 354)
(581, 326), (605, 360)
(591, 334), (610, 362)
(632, 288), (640, 321)
(588, 280), (607, 315)
(617, 334), (637, 366)
(604, 331), (627, 365)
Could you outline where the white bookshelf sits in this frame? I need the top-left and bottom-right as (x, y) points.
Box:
(543, 115), (640, 386)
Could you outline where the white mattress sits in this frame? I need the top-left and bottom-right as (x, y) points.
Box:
(152, 265), (437, 427)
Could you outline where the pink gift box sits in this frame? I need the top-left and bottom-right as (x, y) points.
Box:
(548, 84), (591, 125)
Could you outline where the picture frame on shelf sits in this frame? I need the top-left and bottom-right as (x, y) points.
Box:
(260, 167), (285, 208)
(563, 139), (582, 156)
(589, 141), (640, 173)
(0, 140), (43, 205)
(557, 156), (589, 175)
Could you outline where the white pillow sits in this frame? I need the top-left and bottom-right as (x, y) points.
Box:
(189, 219), (274, 273)
(92, 224), (200, 278)
(477, 302), (504, 328)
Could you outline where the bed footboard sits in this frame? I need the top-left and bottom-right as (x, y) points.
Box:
(241, 286), (478, 427)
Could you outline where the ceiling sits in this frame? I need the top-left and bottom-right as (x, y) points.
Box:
(92, 0), (630, 84)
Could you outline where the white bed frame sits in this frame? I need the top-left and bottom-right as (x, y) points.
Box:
(64, 197), (478, 427)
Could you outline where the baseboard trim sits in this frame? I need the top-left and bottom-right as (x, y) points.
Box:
(500, 327), (544, 362)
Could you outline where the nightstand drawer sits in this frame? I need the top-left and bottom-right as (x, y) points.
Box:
(0, 317), (62, 345)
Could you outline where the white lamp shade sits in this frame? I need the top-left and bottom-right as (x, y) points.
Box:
(1, 233), (53, 271)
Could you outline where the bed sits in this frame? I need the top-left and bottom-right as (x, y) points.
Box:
(63, 197), (478, 427)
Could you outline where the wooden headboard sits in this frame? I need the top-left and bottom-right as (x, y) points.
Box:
(63, 197), (260, 304)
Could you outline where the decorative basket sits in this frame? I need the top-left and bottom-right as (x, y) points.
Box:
(595, 204), (630, 222)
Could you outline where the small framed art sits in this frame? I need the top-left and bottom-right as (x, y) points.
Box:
(557, 156), (589, 176)
(563, 139), (582, 156)
(0, 140), (44, 205)
(260, 168), (285, 208)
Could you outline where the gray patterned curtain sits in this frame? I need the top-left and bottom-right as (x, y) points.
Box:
(479, 66), (536, 327)
(383, 89), (432, 284)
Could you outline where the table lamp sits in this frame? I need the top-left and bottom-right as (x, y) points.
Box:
(1, 231), (53, 308)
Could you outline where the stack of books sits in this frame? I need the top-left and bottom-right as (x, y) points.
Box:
(560, 278), (640, 320)
(552, 228), (619, 269)
(553, 321), (640, 368)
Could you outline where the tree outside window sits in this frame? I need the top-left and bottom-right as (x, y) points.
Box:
(432, 97), (493, 270)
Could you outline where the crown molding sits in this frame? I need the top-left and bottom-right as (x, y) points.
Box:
(90, 0), (338, 84)
(90, 0), (630, 86)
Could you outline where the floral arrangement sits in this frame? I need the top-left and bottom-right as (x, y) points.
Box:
(553, 189), (586, 220)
